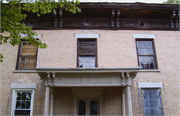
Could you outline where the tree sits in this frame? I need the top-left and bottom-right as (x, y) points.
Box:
(163, 0), (180, 4)
(0, 0), (81, 62)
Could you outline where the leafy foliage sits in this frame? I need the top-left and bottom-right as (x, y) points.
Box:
(0, 0), (81, 62)
(163, 0), (180, 4)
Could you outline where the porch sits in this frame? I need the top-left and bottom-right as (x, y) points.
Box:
(36, 67), (140, 116)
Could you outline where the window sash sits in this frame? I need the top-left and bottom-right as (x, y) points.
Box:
(11, 89), (34, 116)
(77, 39), (97, 68)
(136, 40), (157, 69)
(142, 89), (163, 116)
(17, 41), (37, 70)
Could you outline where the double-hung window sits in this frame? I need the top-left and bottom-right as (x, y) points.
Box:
(11, 90), (34, 116)
(136, 39), (157, 69)
(77, 39), (97, 68)
(142, 89), (163, 116)
(16, 41), (37, 70)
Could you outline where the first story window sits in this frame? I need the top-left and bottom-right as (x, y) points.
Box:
(77, 39), (97, 68)
(16, 41), (37, 70)
(136, 39), (157, 69)
(142, 89), (163, 116)
(11, 90), (34, 116)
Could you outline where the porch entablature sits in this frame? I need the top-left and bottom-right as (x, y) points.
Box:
(36, 67), (140, 87)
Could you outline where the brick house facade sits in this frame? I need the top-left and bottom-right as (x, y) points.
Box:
(0, 2), (180, 116)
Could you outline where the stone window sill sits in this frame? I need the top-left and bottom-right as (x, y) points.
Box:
(139, 69), (160, 72)
(13, 70), (37, 73)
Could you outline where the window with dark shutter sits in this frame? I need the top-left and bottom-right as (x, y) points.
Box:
(77, 39), (97, 68)
(136, 39), (157, 69)
(16, 41), (37, 70)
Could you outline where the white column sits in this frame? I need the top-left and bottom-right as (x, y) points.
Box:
(122, 93), (126, 116)
(100, 96), (102, 116)
(127, 86), (133, 116)
(44, 86), (50, 116)
(74, 96), (76, 115)
(50, 93), (54, 116)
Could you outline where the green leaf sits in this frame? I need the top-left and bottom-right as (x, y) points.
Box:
(0, 0), (80, 62)
(37, 13), (40, 17)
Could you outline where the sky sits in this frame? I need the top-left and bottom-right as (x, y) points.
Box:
(79, 0), (167, 4)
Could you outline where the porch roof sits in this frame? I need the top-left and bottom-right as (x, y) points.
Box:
(35, 67), (140, 73)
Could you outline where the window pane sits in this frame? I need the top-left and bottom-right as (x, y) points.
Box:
(31, 49), (36, 55)
(16, 101), (21, 109)
(137, 41), (152, 49)
(90, 100), (97, 115)
(15, 110), (30, 116)
(25, 57), (30, 63)
(137, 41), (145, 48)
(22, 43), (27, 48)
(22, 93), (26, 100)
(138, 48), (153, 55)
(26, 49), (31, 55)
(21, 101), (26, 109)
(30, 63), (35, 69)
(149, 100), (155, 108)
(21, 48), (26, 55)
(24, 63), (30, 69)
(27, 43), (32, 48)
(31, 44), (36, 48)
(16, 92), (22, 100)
(139, 56), (154, 69)
(26, 101), (31, 109)
(26, 92), (31, 100)
(143, 100), (149, 108)
(78, 100), (86, 115)
(146, 41), (152, 48)
(79, 45), (95, 55)
(79, 56), (95, 68)
(30, 57), (35, 63)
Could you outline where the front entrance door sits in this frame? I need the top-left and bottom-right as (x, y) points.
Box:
(77, 98), (100, 115)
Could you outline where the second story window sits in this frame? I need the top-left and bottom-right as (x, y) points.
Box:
(16, 41), (37, 70)
(136, 39), (157, 69)
(77, 39), (97, 68)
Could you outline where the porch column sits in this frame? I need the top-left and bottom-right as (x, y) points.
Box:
(122, 93), (126, 116)
(50, 93), (54, 116)
(127, 86), (133, 116)
(44, 86), (50, 116)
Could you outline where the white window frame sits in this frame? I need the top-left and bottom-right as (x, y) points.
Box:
(138, 82), (163, 88)
(11, 83), (36, 116)
(75, 34), (99, 39)
(11, 89), (34, 116)
(133, 34), (156, 39)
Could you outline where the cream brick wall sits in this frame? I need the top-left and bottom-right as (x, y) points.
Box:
(102, 87), (122, 115)
(0, 30), (180, 115)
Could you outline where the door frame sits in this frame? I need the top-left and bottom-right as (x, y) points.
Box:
(72, 88), (104, 116)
